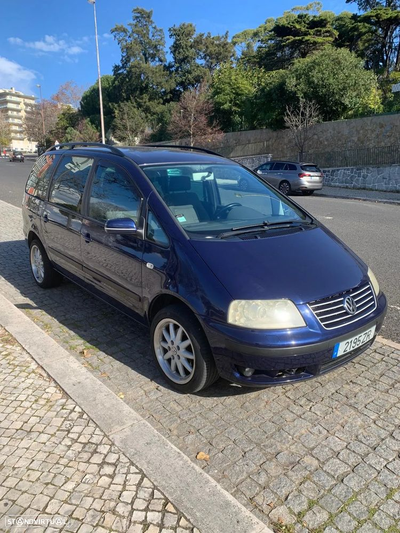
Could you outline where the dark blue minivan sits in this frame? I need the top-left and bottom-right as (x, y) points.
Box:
(22, 143), (387, 393)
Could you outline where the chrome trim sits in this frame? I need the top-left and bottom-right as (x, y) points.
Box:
(308, 282), (377, 330)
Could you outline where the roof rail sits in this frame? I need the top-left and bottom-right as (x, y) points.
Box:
(140, 144), (223, 157)
(46, 142), (125, 157)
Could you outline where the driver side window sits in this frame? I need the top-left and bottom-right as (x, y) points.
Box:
(88, 163), (141, 224)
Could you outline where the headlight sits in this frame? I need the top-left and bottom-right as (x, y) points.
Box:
(228, 299), (306, 329)
(368, 268), (380, 296)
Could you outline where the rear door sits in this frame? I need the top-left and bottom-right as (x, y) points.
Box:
(267, 162), (286, 187)
(81, 159), (144, 314)
(43, 154), (94, 277)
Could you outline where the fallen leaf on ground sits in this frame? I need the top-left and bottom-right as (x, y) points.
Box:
(100, 372), (109, 378)
(81, 349), (92, 358)
(196, 451), (210, 461)
(118, 392), (125, 399)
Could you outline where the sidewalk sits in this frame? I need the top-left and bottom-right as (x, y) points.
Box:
(314, 186), (400, 205)
(0, 326), (196, 533)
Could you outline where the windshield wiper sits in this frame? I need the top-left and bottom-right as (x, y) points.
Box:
(217, 220), (312, 239)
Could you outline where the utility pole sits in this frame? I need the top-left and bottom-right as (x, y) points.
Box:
(36, 84), (45, 140)
(88, 0), (106, 144)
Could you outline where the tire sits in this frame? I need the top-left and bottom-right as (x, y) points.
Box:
(279, 180), (291, 195)
(150, 304), (219, 393)
(302, 190), (314, 196)
(29, 239), (63, 288)
(238, 177), (249, 191)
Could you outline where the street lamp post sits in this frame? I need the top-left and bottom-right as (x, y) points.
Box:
(88, 0), (106, 144)
(36, 84), (45, 139)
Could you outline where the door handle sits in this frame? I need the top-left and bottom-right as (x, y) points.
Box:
(43, 214), (49, 223)
(83, 232), (92, 243)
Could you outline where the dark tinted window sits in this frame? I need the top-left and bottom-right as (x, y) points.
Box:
(258, 162), (273, 171)
(89, 163), (141, 224)
(49, 156), (93, 212)
(285, 163), (297, 171)
(146, 210), (169, 247)
(25, 154), (58, 199)
(272, 162), (286, 170)
(301, 165), (321, 173)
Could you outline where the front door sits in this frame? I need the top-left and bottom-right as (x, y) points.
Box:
(81, 160), (144, 314)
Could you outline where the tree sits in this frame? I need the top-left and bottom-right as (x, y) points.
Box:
(168, 23), (206, 94)
(80, 75), (116, 131)
(211, 64), (256, 131)
(0, 113), (11, 149)
(24, 100), (62, 146)
(197, 31), (235, 72)
(284, 99), (321, 158)
(287, 47), (381, 120)
(168, 84), (222, 146)
(52, 81), (84, 109)
(112, 100), (148, 144)
(255, 3), (338, 70)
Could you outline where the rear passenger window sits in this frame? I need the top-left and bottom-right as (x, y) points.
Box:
(285, 164), (297, 171)
(272, 162), (286, 170)
(25, 154), (58, 199)
(88, 163), (141, 224)
(49, 156), (93, 212)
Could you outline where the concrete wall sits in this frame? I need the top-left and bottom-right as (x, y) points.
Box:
(233, 153), (400, 192)
(215, 113), (400, 158)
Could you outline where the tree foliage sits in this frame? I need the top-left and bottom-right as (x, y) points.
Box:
(0, 113), (11, 148)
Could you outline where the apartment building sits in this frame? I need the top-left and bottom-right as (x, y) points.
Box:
(0, 87), (37, 151)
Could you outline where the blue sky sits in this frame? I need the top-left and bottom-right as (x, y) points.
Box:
(1, 0), (356, 101)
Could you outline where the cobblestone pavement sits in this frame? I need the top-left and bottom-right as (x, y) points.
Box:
(1, 200), (400, 532)
(0, 327), (196, 533)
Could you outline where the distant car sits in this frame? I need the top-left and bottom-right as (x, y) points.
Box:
(9, 151), (25, 162)
(254, 160), (323, 195)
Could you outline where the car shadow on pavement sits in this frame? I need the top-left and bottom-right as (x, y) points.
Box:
(0, 239), (256, 398)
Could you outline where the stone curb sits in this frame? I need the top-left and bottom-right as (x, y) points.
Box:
(0, 293), (271, 533)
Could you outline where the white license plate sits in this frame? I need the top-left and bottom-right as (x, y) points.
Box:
(332, 325), (376, 359)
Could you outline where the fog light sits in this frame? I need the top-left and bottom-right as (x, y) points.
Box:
(239, 367), (255, 377)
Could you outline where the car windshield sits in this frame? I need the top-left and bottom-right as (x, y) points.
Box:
(142, 163), (311, 238)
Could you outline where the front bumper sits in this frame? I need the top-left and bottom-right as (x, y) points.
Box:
(201, 292), (387, 387)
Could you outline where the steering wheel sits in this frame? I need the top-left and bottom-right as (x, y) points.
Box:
(216, 203), (242, 219)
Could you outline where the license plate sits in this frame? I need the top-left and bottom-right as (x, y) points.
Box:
(332, 325), (376, 359)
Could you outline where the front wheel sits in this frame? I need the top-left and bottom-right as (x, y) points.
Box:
(151, 305), (219, 393)
(29, 239), (63, 288)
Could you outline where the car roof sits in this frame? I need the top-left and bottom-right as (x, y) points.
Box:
(47, 144), (230, 166)
(258, 160), (317, 166)
(120, 146), (227, 166)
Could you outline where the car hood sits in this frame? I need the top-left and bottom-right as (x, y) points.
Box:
(190, 226), (366, 304)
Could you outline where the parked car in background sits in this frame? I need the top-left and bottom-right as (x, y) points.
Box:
(22, 143), (386, 393)
(254, 160), (323, 195)
(9, 151), (25, 163)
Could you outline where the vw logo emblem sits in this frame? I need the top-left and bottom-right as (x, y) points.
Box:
(344, 296), (357, 315)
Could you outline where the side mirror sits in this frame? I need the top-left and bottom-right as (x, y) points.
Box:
(105, 218), (138, 235)
(256, 169), (262, 174)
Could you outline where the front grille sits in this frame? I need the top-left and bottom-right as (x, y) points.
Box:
(308, 282), (377, 330)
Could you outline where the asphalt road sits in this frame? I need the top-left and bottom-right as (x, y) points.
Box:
(1, 157), (399, 343)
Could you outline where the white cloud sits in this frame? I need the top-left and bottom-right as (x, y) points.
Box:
(8, 35), (87, 60)
(0, 57), (36, 95)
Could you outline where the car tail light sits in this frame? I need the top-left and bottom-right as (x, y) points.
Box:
(298, 173), (311, 178)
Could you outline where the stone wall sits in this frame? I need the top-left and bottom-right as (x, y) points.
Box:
(323, 165), (400, 192)
(233, 155), (400, 193)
